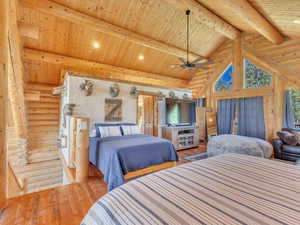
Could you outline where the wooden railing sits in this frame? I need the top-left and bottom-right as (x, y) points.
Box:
(295, 123), (300, 129)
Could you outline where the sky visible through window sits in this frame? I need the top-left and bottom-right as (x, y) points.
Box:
(214, 64), (233, 92)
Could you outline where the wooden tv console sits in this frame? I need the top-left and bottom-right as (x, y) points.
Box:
(162, 125), (199, 150)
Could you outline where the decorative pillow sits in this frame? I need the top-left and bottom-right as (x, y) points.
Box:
(277, 131), (298, 146)
(121, 125), (142, 135)
(290, 130), (300, 145)
(95, 123), (119, 137)
(98, 126), (122, 137)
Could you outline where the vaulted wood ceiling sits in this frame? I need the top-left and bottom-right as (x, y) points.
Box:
(18, 0), (300, 86)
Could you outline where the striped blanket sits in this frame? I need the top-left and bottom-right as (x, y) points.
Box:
(81, 154), (300, 225)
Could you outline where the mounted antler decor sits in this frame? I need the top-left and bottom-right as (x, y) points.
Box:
(158, 91), (165, 101)
(182, 93), (190, 100)
(63, 103), (76, 127)
(168, 91), (176, 99)
(80, 80), (94, 96)
(129, 86), (138, 99)
(109, 83), (120, 98)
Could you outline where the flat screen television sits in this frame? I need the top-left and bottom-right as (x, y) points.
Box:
(166, 98), (196, 125)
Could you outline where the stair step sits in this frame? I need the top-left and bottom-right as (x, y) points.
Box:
(28, 141), (57, 149)
(28, 102), (59, 109)
(25, 178), (63, 193)
(24, 170), (63, 184)
(27, 108), (59, 115)
(28, 135), (58, 144)
(28, 120), (59, 126)
(28, 114), (59, 121)
(28, 130), (58, 137)
(28, 125), (58, 132)
(26, 82), (57, 91)
(29, 146), (58, 153)
(13, 159), (62, 173)
(28, 151), (59, 163)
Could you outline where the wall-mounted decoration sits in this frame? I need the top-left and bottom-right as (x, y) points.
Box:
(53, 85), (65, 96)
(63, 103), (76, 127)
(158, 91), (165, 101)
(130, 86), (138, 99)
(169, 91), (176, 99)
(182, 93), (190, 100)
(105, 99), (122, 122)
(80, 80), (94, 96)
(109, 83), (120, 98)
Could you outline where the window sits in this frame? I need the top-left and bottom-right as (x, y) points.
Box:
(290, 89), (300, 128)
(244, 59), (272, 88)
(214, 64), (233, 92)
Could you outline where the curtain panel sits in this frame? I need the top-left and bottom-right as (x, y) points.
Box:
(217, 99), (236, 135)
(237, 96), (266, 139)
(283, 90), (295, 129)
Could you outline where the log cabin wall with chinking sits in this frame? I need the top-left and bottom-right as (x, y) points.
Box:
(1, 0), (300, 200)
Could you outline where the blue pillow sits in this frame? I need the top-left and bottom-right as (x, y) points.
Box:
(95, 123), (136, 137)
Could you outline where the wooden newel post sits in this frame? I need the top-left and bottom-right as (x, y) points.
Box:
(75, 118), (90, 182)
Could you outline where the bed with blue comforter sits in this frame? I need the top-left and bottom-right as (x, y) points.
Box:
(89, 134), (178, 191)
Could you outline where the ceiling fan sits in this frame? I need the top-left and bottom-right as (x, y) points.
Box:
(170, 10), (213, 72)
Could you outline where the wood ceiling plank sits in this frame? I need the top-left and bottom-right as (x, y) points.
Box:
(20, 0), (205, 61)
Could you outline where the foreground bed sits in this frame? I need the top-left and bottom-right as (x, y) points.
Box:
(89, 134), (178, 191)
(82, 153), (300, 225)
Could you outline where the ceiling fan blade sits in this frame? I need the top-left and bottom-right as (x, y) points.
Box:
(195, 64), (209, 70)
(190, 56), (204, 64)
(178, 57), (186, 64)
(198, 61), (214, 65)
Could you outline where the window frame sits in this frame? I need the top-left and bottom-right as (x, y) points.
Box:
(214, 63), (233, 93)
(243, 58), (273, 89)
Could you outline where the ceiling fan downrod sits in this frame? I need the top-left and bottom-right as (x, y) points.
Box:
(186, 10), (191, 64)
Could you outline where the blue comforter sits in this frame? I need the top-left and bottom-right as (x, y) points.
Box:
(89, 134), (178, 191)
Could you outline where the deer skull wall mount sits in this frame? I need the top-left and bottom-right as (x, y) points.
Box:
(80, 80), (94, 96)
(109, 83), (120, 98)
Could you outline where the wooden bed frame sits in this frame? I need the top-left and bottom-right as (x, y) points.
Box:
(124, 161), (178, 180)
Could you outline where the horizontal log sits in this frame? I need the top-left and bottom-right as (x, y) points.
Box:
(24, 48), (190, 89)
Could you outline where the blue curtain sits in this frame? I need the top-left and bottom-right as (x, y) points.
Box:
(283, 90), (295, 128)
(217, 99), (236, 134)
(238, 96), (265, 139)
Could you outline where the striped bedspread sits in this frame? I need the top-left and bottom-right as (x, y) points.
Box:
(81, 153), (300, 225)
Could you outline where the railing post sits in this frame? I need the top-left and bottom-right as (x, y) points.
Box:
(75, 118), (90, 182)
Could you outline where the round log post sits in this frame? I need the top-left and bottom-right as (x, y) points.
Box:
(75, 118), (90, 182)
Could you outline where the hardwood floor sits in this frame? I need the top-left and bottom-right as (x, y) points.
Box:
(0, 146), (206, 225)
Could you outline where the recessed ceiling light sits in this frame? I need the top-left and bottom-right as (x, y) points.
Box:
(93, 41), (101, 49)
(294, 20), (300, 24)
(138, 55), (144, 61)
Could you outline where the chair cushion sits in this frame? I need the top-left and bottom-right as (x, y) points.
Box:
(277, 131), (298, 146)
(291, 130), (300, 145)
(282, 145), (300, 155)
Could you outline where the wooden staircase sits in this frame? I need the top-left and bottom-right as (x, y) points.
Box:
(7, 83), (63, 195)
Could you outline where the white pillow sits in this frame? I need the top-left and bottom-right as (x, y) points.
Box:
(98, 126), (122, 137)
(121, 125), (142, 136)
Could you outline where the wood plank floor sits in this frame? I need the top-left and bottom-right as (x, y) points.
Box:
(0, 146), (206, 225)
